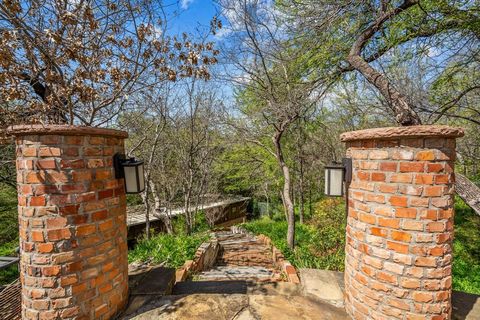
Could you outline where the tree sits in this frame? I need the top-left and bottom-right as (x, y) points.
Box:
(218, 0), (327, 248)
(279, 0), (479, 126)
(0, 0), (220, 126)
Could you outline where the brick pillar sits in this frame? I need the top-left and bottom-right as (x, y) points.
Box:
(8, 125), (129, 320)
(340, 125), (464, 320)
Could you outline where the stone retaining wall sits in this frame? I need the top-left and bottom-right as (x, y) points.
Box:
(231, 226), (300, 283)
(176, 235), (219, 282)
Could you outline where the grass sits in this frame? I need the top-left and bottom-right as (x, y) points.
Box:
(128, 231), (209, 268)
(128, 211), (211, 268)
(244, 197), (480, 295)
(452, 196), (480, 294)
(0, 185), (19, 285)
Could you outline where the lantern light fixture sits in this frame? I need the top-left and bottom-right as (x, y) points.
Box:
(114, 153), (145, 194)
(324, 158), (352, 197)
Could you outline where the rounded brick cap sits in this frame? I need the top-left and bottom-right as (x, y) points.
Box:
(340, 125), (464, 142)
(7, 124), (128, 138)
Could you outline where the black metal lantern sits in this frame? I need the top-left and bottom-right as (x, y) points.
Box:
(114, 153), (145, 194)
(324, 158), (352, 197)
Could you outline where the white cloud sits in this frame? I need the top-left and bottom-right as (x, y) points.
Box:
(181, 0), (194, 9)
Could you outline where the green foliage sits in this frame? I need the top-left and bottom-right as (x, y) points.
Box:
(243, 198), (346, 270)
(245, 197), (480, 294)
(0, 265), (18, 285)
(128, 231), (209, 268)
(0, 184), (19, 285)
(0, 185), (18, 256)
(453, 197), (480, 294)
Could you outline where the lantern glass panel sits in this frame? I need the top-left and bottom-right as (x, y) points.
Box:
(124, 166), (138, 193)
(325, 167), (344, 196)
(137, 163), (145, 192)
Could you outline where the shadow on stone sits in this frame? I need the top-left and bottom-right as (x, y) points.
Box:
(173, 280), (249, 295)
(452, 290), (480, 320)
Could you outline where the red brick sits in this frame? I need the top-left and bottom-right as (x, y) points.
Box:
(412, 292), (433, 303)
(400, 162), (425, 172)
(402, 220), (424, 231)
(377, 271), (398, 285)
(357, 171), (370, 181)
(391, 231), (411, 242)
(365, 193), (385, 203)
(379, 162), (398, 172)
(387, 241), (409, 254)
(47, 228), (71, 241)
(371, 172), (386, 181)
(31, 230), (45, 242)
(389, 196), (408, 207)
(415, 256), (437, 267)
(359, 213), (376, 224)
(37, 159), (56, 169)
(59, 205), (79, 216)
(401, 278), (421, 289)
(38, 147), (61, 157)
(30, 196), (46, 206)
(395, 208), (417, 218)
(37, 243), (54, 253)
(72, 170), (92, 182)
(60, 159), (85, 169)
(392, 149), (414, 160)
(390, 173), (413, 183)
(92, 210), (108, 221)
(76, 224), (97, 236)
(415, 150), (436, 161)
(427, 163), (444, 173)
(378, 183), (397, 194)
(427, 222), (446, 232)
(399, 185), (423, 196)
(46, 217), (67, 229)
(370, 227), (388, 237)
(369, 150), (389, 160)
(64, 136), (84, 145)
(63, 147), (79, 156)
(42, 265), (61, 276)
(424, 186), (444, 197)
(378, 217), (400, 229)
(22, 147), (37, 157)
(87, 159), (104, 168)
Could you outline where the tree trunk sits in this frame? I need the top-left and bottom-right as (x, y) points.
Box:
(141, 191), (151, 240)
(299, 156), (305, 224)
(150, 180), (173, 234)
(273, 132), (295, 249)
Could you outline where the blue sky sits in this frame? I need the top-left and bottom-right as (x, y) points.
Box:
(166, 0), (219, 36)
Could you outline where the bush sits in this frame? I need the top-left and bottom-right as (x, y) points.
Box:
(244, 197), (480, 294)
(243, 198), (346, 270)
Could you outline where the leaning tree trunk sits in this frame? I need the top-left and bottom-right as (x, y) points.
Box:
(455, 173), (480, 217)
(273, 133), (295, 249)
(347, 55), (421, 126)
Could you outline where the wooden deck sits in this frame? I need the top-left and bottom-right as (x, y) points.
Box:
(126, 197), (250, 227)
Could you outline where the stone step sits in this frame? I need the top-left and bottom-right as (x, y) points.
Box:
(172, 280), (301, 296)
(195, 266), (278, 282)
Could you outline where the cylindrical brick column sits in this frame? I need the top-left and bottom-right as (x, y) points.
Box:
(340, 125), (464, 320)
(8, 125), (129, 320)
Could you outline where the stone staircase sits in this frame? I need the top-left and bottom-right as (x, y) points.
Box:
(194, 230), (283, 282)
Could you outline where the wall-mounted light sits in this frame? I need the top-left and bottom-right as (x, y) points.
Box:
(114, 153), (145, 194)
(324, 158), (352, 197)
